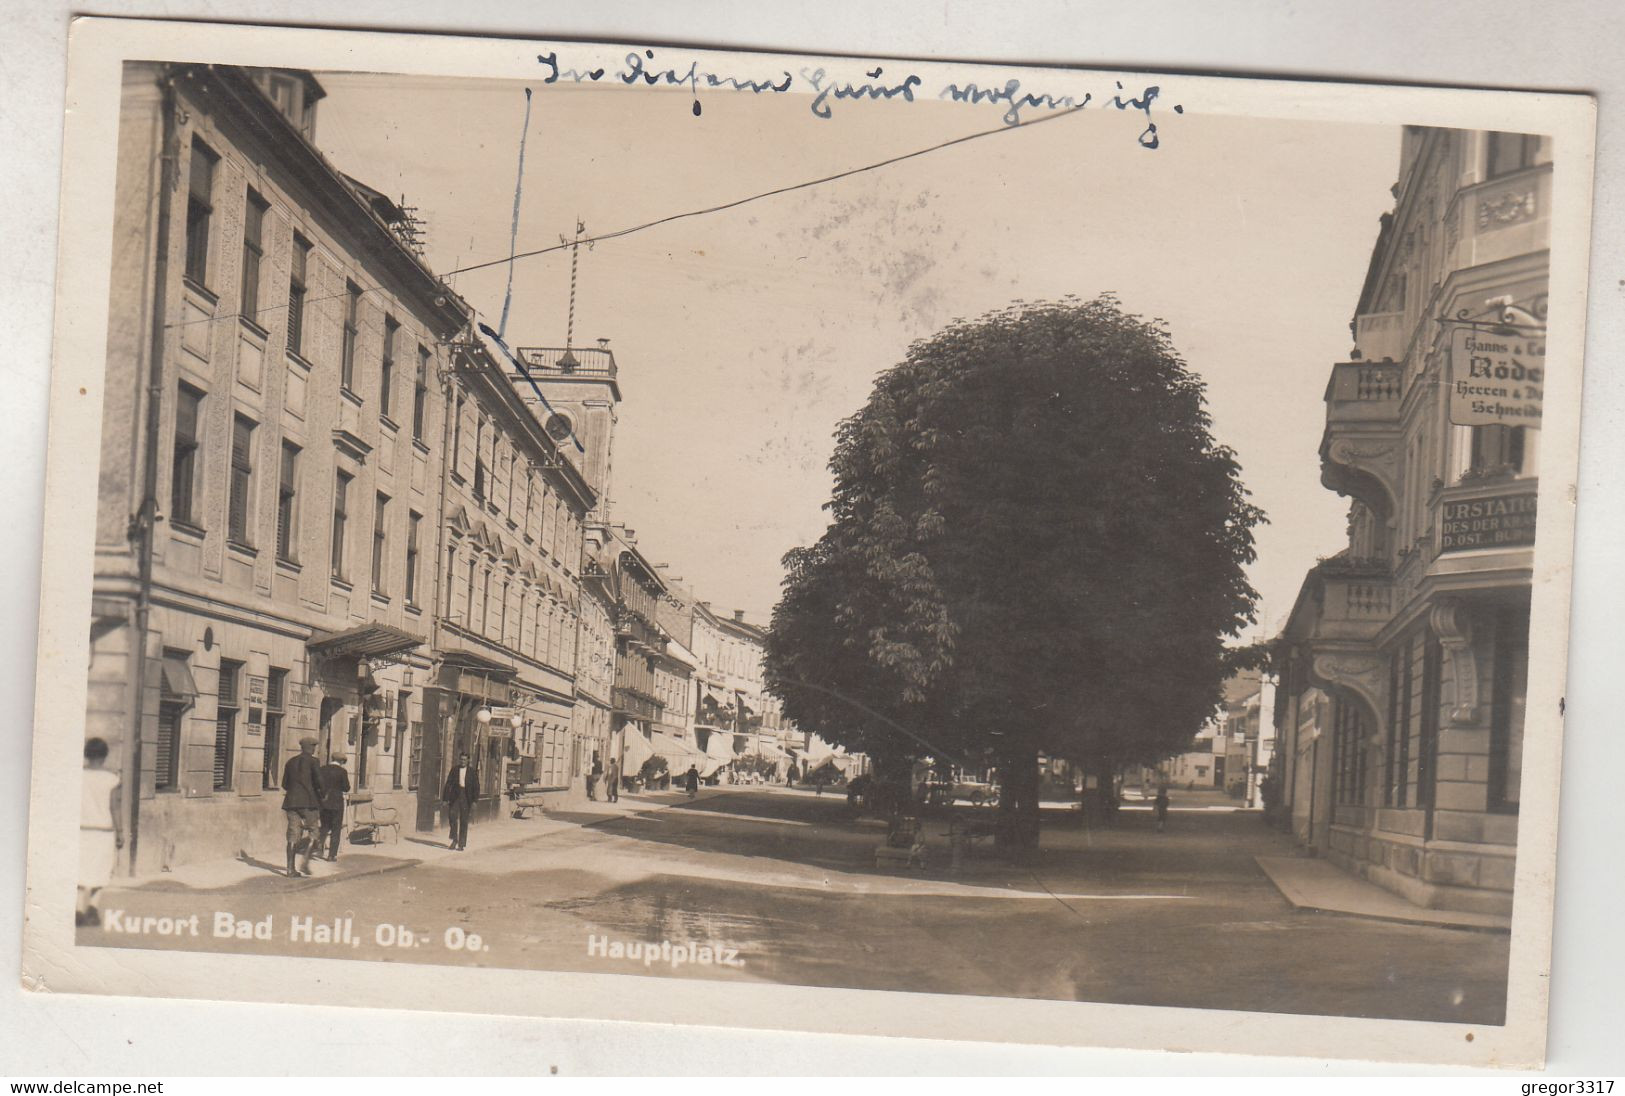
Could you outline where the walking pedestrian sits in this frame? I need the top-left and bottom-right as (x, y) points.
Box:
(604, 757), (620, 803)
(317, 751), (351, 862)
(78, 737), (122, 926)
(684, 764), (699, 798)
(1154, 785), (1170, 833)
(281, 736), (325, 878)
(442, 751), (480, 850)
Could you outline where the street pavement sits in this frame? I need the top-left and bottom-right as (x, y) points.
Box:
(79, 784), (1509, 1025)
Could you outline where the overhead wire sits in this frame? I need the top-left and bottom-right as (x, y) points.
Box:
(164, 99), (1091, 334)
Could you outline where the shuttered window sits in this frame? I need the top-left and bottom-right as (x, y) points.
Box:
(171, 384), (203, 527)
(287, 235), (310, 355)
(215, 659), (242, 791)
(228, 414), (255, 545)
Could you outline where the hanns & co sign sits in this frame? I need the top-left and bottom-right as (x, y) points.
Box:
(1448, 328), (1544, 427)
(1439, 491), (1537, 552)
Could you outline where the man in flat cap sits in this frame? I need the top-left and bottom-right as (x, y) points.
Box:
(281, 735), (325, 878)
(317, 750), (352, 862)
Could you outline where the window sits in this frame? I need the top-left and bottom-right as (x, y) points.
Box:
(240, 189), (268, 322)
(276, 441), (299, 562)
(1470, 425), (1526, 476)
(413, 345), (430, 441)
(372, 492), (389, 595)
(451, 395), (464, 476)
(227, 414), (256, 546)
(380, 315), (398, 418)
(1489, 606), (1530, 812)
(473, 418), (487, 501)
(262, 668), (287, 789)
(215, 659), (242, 791)
(481, 569), (492, 635)
(405, 511), (422, 606)
(331, 470), (352, 580)
(184, 139), (217, 287)
(287, 235), (310, 355)
(171, 384), (203, 527)
(444, 545), (457, 616)
(341, 282), (361, 391)
(499, 578), (510, 645)
(1486, 131), (1540, 179)
(408, 720), (423, 790)
(1332, 696), (1368, 806)
(156, 648), (194, 792)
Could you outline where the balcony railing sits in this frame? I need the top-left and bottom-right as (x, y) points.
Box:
(1325, 362), (1403, 424)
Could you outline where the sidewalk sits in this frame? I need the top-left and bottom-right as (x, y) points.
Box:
(109, 789), (716, 896)
(1255, 855), (1512, 932)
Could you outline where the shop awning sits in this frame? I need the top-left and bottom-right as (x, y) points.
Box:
(648, 729), (711, 775)
(621, 728), (653, 774)
(438, 646), (517, 677)
(159, 653), (197, 701)
(307, 622), (424, 661)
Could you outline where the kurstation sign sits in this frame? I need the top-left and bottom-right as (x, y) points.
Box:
(1448, 327), (1544, 427)
(1439, 490), (1538, 552)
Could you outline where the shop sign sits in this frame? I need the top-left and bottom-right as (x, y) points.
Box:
(1439, 490), (1537, 552)
(1448, 328), (1544, 427)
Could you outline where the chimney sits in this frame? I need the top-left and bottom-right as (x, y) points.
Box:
(733, 610), (745, 622)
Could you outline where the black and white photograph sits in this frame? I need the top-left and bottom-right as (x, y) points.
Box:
(19, 17), (1598, 1070)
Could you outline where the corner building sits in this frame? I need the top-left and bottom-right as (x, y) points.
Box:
(1275, 127), (1547, 915)
(89, 64), (465, 872)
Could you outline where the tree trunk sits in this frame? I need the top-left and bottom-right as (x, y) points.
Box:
(994, 745), (1041, 853)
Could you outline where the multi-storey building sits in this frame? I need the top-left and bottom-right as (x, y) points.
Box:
(89, 63), (467, 872)
(412, 335), (596, 829)
(1274, 126), (1547, 914)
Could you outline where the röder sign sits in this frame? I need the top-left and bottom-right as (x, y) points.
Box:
(1448, 328), (1544, 427)
(1439, 490), (1537, 552)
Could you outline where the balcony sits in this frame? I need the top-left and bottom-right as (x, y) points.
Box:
(1315, 564), (1395, 642)
(1444, 163), (1552, 273)
(1320, 362), (1405, 520)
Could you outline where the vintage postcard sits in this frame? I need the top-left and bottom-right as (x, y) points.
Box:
(22, 17), (1595, 1069)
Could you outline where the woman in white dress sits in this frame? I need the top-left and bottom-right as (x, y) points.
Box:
(78, 737), (123, 927)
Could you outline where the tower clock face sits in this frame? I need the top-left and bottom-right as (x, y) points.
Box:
(544, 412), (573, 442)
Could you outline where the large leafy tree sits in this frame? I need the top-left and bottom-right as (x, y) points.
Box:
(766, 296), (1264, 847)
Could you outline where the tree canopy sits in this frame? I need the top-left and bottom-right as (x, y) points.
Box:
(765, 296), (1265, 838)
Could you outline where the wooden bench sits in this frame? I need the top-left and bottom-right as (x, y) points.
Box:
(943, 817), (997, 865)
(507, 785), (549, 819)
(346, 794), (400, 845)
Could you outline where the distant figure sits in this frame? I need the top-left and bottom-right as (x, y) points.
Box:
(78, 737), (122, 926)
(588, 752), (602, 801)
(317, 752), (351, 862)
(605, 757), (620, 803)
(282, 736), (325, 878)
(1154, 786), (1170, 833)
(684, 765), (700, 798)
(786, 762), (799, 786)
(442, 751), (480, 851)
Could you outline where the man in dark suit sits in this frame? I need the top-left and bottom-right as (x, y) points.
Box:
(317, 751), (352, 862)
(281, 736), (325, 878)
(442, 751), (480, 851)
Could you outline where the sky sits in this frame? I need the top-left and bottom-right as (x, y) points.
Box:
(312, 69), (1400, 637)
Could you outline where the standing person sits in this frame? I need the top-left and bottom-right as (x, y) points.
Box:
(78, 737), (123, 927)
(281, 735), (325, 878)
(587, 752), (602, 801)
(683, 764), (699, 798)
(1154, 784), (1171, 834)
(317, 751), (352, 862)
(604, 756), (620, 803)
(442, 751), (480, 851)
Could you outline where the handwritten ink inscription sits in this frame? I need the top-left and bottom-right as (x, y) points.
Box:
(536, 48), (1181, 147)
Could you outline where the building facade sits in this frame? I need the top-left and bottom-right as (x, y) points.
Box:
(89, 64), (467, 872)
(1274, 126), (1547, 915)
(413, 335), (598, 829)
